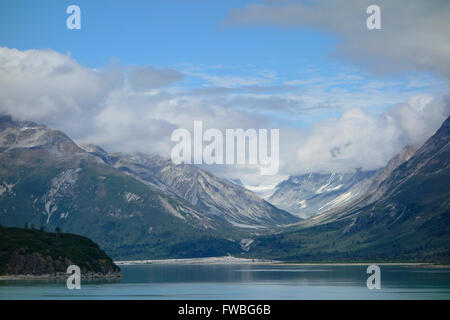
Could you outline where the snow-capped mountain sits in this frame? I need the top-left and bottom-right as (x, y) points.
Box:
(88, 152), (299, 228)
(268, 170), (379, 218)
(298, 144), (420, 227)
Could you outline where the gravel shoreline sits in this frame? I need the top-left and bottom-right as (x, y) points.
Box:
(115, 256), (277, 265)
(0, 271), (122, 281)
(114, 256), (449, 268)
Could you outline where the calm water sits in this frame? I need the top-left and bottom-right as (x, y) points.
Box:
(1, 264), (450, 299)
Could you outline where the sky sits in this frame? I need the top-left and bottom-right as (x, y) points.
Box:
(0, 0), (449, 185)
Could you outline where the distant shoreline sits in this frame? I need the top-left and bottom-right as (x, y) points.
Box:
(2, 258), (448, 281)
(274, 262), (449, 268)
(115, 256), (277, 265)
(114, 256), (449, 267)
(0, 272), (122, 281)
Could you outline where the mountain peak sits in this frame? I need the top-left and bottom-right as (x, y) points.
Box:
(367, 144), (418, 194)
(0, 118), (81, 156)
(92, 151), (299, 228)
(78, 143), (108, 156)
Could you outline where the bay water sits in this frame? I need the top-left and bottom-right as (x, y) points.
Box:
(1, 264), (450, 300)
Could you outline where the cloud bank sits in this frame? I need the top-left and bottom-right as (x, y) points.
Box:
(224, 0), (450, 79)
(293, 95), (449, 173)
(0, 40), (448, 181)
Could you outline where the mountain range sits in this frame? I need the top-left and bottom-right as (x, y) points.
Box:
(80, 147), (297, 228)
(267, 144), (419, 219)
(1, 113), (449, 263)
(0, 116), (297, 260)
(245, 115), (450, 263)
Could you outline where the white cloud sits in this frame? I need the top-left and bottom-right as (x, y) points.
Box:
(220, 0), (450, 177)
(127, 65), (183, 90)
(81, 87), (270, 156)
(224, 0), (450, 80)
(294, 94), (450, 173)
(0, 47), (448, 184)
(0, 47), (121, 132)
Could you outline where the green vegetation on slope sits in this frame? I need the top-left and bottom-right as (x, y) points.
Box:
(0, 225), (120, 275)
(245, 203), (450, 263)
(0, 148), (243, 260)
(244, 116), (450, 264)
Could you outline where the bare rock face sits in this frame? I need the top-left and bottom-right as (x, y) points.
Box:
(0, 115), (82, 156)
(0, 117), (246, 260)
(247, 115), (450, 262)
(268, 145), (417, 221)
(98, 153), (299, 228)
(366, 144), (418, 197)
(268, 170), (379, 219)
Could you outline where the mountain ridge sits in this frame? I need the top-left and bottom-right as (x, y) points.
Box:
(0, 116), (245, 259)
(244, 115), (450, 262)
(94, 152), (299, 228)
(0, 115), (297, 260)
(268, 169), (379, 219)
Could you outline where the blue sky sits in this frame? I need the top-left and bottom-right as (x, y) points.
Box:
(1, 0), (333, 68)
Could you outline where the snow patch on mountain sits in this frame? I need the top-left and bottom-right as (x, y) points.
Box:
(124, 192), (141, 202)
(95, 153), (298, 228)
(42, 168), (81, 223)
(158, 196), (186, 220)
(268, 170), (379, 219)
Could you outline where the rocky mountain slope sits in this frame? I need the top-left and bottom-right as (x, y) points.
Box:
(0, 116), (244, 259)
(268, 170), (379, 218)
(367, 144), (418, 194)
(300, 144), (420, 227)
(245, 115), (450, 263)
(90, 152), (298, 228)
